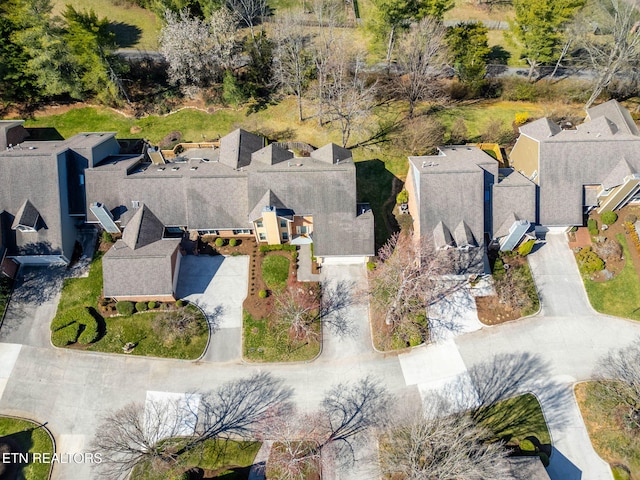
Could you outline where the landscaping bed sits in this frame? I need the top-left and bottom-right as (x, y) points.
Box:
(576, 382), (640, 479)
(242, 247), (321, 362)
(0, 416), (55, 480)
(51, 253), (208, 359)
(132, 439), (261, 480)
(0, 276), (13, 322)
(476, 248), (539, 325)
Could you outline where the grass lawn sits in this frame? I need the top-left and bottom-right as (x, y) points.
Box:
(0, 416), (54, 480)
(133, 439), (261, 480)
(583, 234), (640, 321)
(261, 255), (291, 291)
(576, 382), (640, 479)
(475, 393), (551, 464)
(51, 0), (159, 50)
(243, 311), (321, 362)
(52, 254), (208, 359)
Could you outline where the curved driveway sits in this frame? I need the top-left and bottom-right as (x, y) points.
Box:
(1, 235), (639, 479)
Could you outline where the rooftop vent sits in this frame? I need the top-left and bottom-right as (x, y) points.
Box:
(157, 167), (165, 171)
(171, 166), (179, 171)
(422, 161), (438, 168)
(190, 166), (198, 171)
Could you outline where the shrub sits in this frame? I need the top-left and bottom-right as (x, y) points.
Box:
(625, 213), (637, 224)
(116, 301), (135, 316)
(229, 238), (237, 247)
(176, 299), (185, 307)
(514, 112), (529, 126)
(538, 452), (550, 467)
(576, 246), (605, 275)
(587, 218), (598, 235)
(148, 301), (157, 309)
(102, 231), (114, 243)
(77, 316), (99, 344)
(215, 238), (225, 247)
(367, 261), (376, 271)
(601, 211), (618, 225)
(51, 306), (95, 332)
(259, 244), (297, 253)
(52, 322), (81, 346)
(518, 239), (535, 256)
(396, 189), (409, 205)
(135, 302), (148, 312)
(258, 289), (268, 298)
(519, 439), (536, 452)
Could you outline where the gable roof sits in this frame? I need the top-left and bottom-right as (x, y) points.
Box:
(122, 204), (164, 250)
(576, 115), (618, 136)
(251, 144), (294, 166)
(249, 189), (287, 221)
(587, 99), (640, 136)
(11, 200), (40, 230)
(494, 211), (518, 239)
(218, 129), (265, 170)
(433, 221), (454, 249)
(454, 221), (476, 247)
(519, 117), (562, 140)
(602, 157), (635, 190)
(310, 143), (352, 164)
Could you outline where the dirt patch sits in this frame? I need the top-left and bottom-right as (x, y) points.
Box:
(476, 295), (522, 325)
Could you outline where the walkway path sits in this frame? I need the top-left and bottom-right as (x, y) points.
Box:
(0, 234), (637, 479)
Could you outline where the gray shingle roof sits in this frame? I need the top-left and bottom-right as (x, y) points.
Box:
(310, 143), (352, 164)
(433, 221), (454, 249)
(122, 204), (164, 250)
(11, 200), (40, 230)
(454, 221), (476, 247)
(251, 144), (293, 166)
(249, 189), (287, 221)
(601, 157), (634, 190)
(492, 169), (536, 238)
(494, 211), (518, 239)
(587, 99), (640, 136)
(218, 129), (265, 169)
(519, 117), (562, 140)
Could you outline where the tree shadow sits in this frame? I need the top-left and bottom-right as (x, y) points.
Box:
(488, 45), (511, 66)
(0, 429), (35, 479)
(108, 22), (142, 49)
(355, 159), (398, 248)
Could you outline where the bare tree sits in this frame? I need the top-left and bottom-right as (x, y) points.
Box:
(159, 9), (238, 92)
(273, 12), (315, 122)
(226, 0), (268, 41)
(395, 17), (449, 118)
(319, 39), (378, 147)
(583, 0), (640, 108)
(379, 398), (511, 480)
(595, 338), (640, 430)
(369, 232), (449, 327)
(92, 372), (293, 479)
(274, 280), (356, 340)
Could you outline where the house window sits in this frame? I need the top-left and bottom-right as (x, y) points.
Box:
(282, 232), (289, 241)
(259, 233), (266, 241)
(233, 229), (252, 235)
(256, 220), (263, 228)
(296, 226), (308, 235)
(280, 219), (287, 228)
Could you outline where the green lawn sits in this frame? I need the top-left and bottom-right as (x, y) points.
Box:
(583, 234), (640, 321)
(243, 311), (320, 362)
(576, 382), (640, 478)
(133, 439), (261, 480)
(52, 254), (208, 359)
(474, 393), (551, 467)
(261, 255), (290, 291)
(0, 417), (55, 480)
(51, 0), (160, 50)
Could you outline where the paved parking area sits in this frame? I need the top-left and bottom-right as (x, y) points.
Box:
(175, 255), (249, 362)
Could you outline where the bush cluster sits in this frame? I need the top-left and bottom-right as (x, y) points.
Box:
(135, 302), (148, 312)
(215, 238), (225, 247)
(514, 112), (529, 126)
(102, 231), (114, 244)
(259, 244), (297, 253)
(587, 218), (598, 236)
(576, 246), (605, 275)
(116, 301), (135, 316)
(601, 211), (618, 225)
(626, 222), (640, 256)
(396, 189), (409, 205)
(52, 322), (81, 346)
(518, 239), (535, 256)
(229, 238), (238, 247)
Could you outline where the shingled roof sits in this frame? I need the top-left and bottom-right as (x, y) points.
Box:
(11, 200), (40, 230)
(602, 157), (634, 190)
(587, 99), (640, 136)
(218, 129), (264, 170)
(122, 204), (164, 250)
(519, 117), (562, 140)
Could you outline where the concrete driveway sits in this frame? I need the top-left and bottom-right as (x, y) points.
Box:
(175, 255), (249, 363)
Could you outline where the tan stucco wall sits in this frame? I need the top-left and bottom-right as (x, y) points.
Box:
(510, 135), (540, 182)
(262, 210), (282, 245)
(598, 178), (640, 212)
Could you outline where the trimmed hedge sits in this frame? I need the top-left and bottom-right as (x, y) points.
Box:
(148, 301), (157, 309)
(259, 244), (296, 253)
(601, 211), (618, 225)
(116, 301), (135, 316)
(51, 306), (95, 332)
(77, 316), (99, 344)
(135, 302), (148, 312)
(52, 322), (81, 346)
(229, 238), (238, 247)
(587, 218), (598, 235)
(258, 289), (268, 298)
(215, 238), (225, 247)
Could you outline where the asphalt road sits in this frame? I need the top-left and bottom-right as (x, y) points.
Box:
(0, 235), (637, 479)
